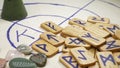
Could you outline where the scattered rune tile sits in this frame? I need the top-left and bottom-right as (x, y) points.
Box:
(103, 24), (120, 36)
(0, 58), (7, 68)
(65, 37), (91, 48)
(16, 44), (32, 55)
(118, 55), (120, 59)
(84, 25), (110, 38)
(9, 58), (37, 68)
(99, 37), (120, 51)
(59, 53), (82, 68)
(31, 39), (59, 57)
(69, 18), (92, 28)
(113, 52), (120, 64)
(115, 30), (120, 39)
(5, 50), (25, 61)
(87, 16), (110, 24)
(70, 47), (96, 66)
(30, 53), (47, 67)
(40, 32), (65, 46)
(96, 52), (118, 68)
(41, 21), (62, 34)
(78, 31), (105, 47)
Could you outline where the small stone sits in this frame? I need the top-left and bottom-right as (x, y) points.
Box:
(16, 44), (32, 55)
(5, 50), (25, 61)
(0, 58), (7, 68)
(30, 53), (47, 67)
(9, 58), (37, 68)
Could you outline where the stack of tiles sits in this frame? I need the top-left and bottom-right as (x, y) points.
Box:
(30, 16), (120, 68)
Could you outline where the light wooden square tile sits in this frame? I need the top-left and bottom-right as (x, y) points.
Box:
(70, 47), (96, 66)
(32, 39), (59, 57)
(41, 21), (62, 34)
(99, 37), (120, 51)
(85, 25), (110, 38)
(96, 52), (118, 68)
(59, 53), (82, 68)
(69, 18), (92, 28)
(113, 52), (120, 64)
(65, 37), (91, 48)
(78, 31), (105, 47)
(40, 32), (65, 46)
(87, 16), (110, 24)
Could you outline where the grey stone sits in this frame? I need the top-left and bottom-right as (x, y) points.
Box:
(30, 53), (47, 67)
(16, 44), (32, 55)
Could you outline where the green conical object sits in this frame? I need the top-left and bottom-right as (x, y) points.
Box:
(1, 0), (27, 21)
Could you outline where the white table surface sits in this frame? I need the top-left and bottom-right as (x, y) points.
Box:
(0, 0), (120, 68)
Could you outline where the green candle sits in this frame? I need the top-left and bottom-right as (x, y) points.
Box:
(1, 0), (27, 21)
